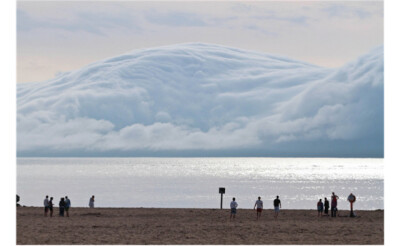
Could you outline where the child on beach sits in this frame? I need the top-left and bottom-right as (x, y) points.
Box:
(230, 197), (238, 220)
(254, 197), (263, 220)
(317, 199), (323, 217)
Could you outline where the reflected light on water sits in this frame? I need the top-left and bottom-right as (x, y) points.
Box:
(17, 158), (383, 210)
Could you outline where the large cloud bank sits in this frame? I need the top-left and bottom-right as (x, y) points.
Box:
(17, 43), (383, 157)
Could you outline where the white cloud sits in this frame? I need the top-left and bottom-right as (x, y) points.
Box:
(17, 43), (383, 157)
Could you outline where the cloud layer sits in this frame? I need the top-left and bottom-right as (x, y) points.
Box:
(17, 43), (383, 157)
(17, 1), (383, 83)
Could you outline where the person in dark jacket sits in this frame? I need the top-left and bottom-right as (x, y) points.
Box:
(59, 197), (66, 217)
(331, 192), (339, 217)
(49, 197), (54, 217)
(324, 197), (330, 216)
(273, 196), (282, 220)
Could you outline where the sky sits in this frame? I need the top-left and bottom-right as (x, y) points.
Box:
(17, 1), (383, 83)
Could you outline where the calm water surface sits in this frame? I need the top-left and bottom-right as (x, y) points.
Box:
(17, 158), (383, 210)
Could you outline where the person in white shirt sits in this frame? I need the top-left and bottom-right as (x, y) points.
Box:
(254, 196), (263, 220)
(43, 195), (49, 217)
(230, 197), (238, 220)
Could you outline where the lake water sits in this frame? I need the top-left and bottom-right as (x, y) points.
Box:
(17, 158), (383, 210)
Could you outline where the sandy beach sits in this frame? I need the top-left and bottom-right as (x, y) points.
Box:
(16, 207), (383, 244)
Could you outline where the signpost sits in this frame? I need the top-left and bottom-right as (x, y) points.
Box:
(348, 193), (356, 217)
(219, 187), (225, 209)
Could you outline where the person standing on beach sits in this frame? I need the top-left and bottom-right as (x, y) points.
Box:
(331, 192), (339, 217)
(59, 197), (66, 217)
(254, 196), (263, 220)
(324, 197), (329, 216)
(65, 196), (71, 217)
(273, 196), (281, 220)
(317, 199), (323, 217)
(49, 197), (54, 217)
(230, 197), (238, 220)
(89, 195), (95, 208)
(44, 195), (49, 217)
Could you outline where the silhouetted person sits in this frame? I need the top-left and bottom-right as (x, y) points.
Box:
(324, 197), (329, 216)
(65, 196), (71, 217)
(44, 195), (49, 217)
(49, 197), (54, 217)
(59, 197), (65, 217)
(273, 196), (281, 220)
(230, 197), (238, 220)
(317, 199), (323, 217)
(254, 196), (263, 220)
(331, 192), (339, 217)
(89, 195), (95, 208)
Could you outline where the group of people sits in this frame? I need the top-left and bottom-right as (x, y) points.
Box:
(43, 195), (71, 217)
(42, 192), (356, 219)
(229, 195), (282, 220)
(317, 192), (356, 217)
(317, 192), (338, 217)
(43, 195), (96, 217)
(230, 192), (357, 220)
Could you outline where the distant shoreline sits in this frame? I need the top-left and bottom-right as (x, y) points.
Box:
(17, 206), (384, 211)
(17, 156), (384, 158)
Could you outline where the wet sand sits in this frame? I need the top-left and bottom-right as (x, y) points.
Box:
(17, 207), (383, 244)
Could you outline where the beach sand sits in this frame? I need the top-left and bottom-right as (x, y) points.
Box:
(17, 207), (383, 244)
